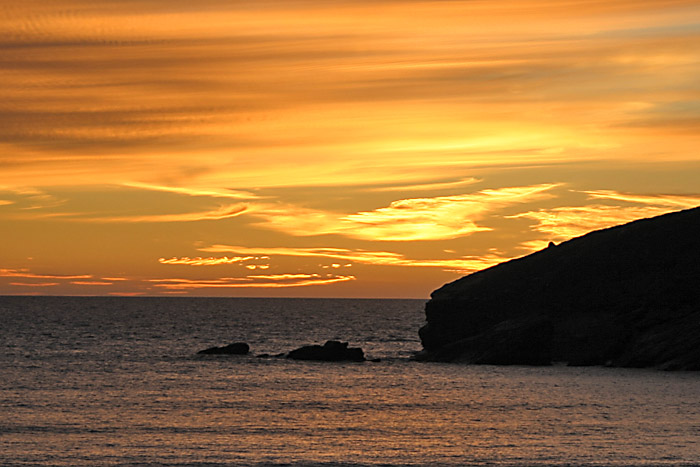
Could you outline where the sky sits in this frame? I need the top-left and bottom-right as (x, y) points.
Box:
(1, 0), (699, 298)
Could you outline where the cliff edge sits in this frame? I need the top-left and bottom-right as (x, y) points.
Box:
(419, 206), (700, 370)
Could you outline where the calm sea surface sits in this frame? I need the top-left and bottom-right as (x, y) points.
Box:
(1, 296), (699, 466)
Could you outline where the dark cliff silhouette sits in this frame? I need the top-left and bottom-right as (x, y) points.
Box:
(418, 206), (700, 370)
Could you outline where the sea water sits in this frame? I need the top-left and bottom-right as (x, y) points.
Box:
(1, 296), (699, 466)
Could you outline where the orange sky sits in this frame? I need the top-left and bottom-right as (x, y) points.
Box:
(1, 0), (699, 297)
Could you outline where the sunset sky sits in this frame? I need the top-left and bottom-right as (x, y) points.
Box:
(1, 0), (699, 298)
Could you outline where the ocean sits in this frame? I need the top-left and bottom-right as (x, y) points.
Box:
(1, 296), (699, 466)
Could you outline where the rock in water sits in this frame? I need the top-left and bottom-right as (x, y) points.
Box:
(198, 342), (250, 355)
(419, 206), (700, 370)
(287, 340), (365, 362)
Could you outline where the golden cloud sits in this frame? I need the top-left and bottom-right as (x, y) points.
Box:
(246, 273), (326, 280)
(158, 256), (255, 266)
(512, 190), (700, 246)
(9, 282), (59, 287)
(0, 268), (92, 280)
(583, 190), (700, 209)
(70, 281), (113, 286)
(249, 184), (558, 241)
(369, 177), (480, 192)
(0, 186), (64, 210)
(149, 273), (355, 289)
(123, 182), (260, 200)
(511, 205), (673, 241)
(2, 1), (698, 191)
(198, 245), (508, 274)
(66, 204), (247, 223)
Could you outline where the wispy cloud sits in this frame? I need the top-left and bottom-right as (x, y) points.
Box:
(158, 256), (256, 266)
(513, 190), (700, 245)
(250, 184), (558, 241)
(70, 280), (113, 286)
(123, 182), (260, 200)
(0, 186), (63, 210)
(198, 245), (508, 274)
(512, 204), (674, 241)
(369, 177), (480, 192)
(9, 282), (59, 287)
(246, 273), (329, 281)
(2, 1), (698, 190)
(0, 268), (132, 290)
(148, 273), (355, 290)
(69, 204), (247, 223)
(0, 268), (92, 280)
(583, 190), (700, 209)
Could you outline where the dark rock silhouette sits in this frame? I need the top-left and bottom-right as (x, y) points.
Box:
(198, 342), (250, 355)
(418, 206), (700, 370)
(287, 340), (365, 362)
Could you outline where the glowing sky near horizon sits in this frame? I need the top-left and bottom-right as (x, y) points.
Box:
(1, 0), (699, 297)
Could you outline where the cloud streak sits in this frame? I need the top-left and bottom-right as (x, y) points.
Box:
(9, 282), (59, 287)
(512, 190), (700, 244)
(0, 268), (92, 280)
(148, 273), (355, 290)
(368, 177), (480, 192)
(158, 256), (256, 266)
(31, 204), (249, 223)
(249, 184), (559, 241)
(583, 190), (700, 209)
(197, 245), (508, 274)
(0, 186), (64, 210)
(123, 182), (260, 200)
(94, 204), (247, 223)
(1, 1), (698, 191)
(512, 205), (674, 241)
(70, 280), (113, 286)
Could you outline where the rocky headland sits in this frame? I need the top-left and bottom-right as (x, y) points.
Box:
(418, 206), (700, 370)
